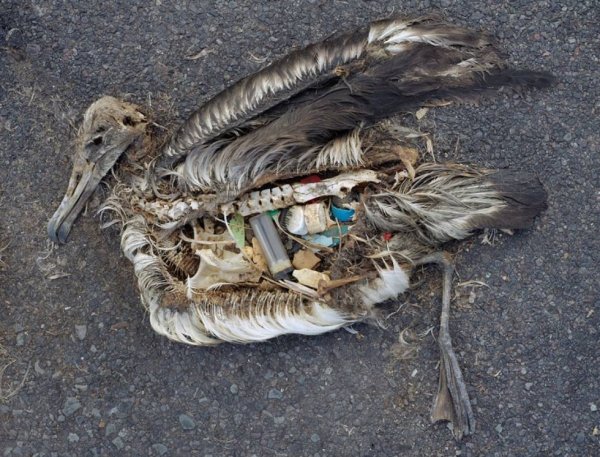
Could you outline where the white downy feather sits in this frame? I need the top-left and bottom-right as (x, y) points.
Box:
(358, 258), (410, 307)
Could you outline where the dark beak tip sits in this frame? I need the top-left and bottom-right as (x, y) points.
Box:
(47, 219), (70, 244)
(57, 224), (72, 244)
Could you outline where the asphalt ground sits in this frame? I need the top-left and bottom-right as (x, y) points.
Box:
(1, 1), (598, 456)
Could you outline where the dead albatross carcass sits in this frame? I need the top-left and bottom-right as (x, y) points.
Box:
(47, 15), (552, 439)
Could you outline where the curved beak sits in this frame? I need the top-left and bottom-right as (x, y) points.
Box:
(47, 154), (104, 244)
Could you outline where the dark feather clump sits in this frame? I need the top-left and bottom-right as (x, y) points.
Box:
(472, 172), (548, 230)
(429, 70), (556, 104)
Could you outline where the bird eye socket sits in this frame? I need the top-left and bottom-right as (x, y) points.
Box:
(84, 135), (105, 155)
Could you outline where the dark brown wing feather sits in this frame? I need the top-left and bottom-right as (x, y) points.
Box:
(181, 41), (553, 195)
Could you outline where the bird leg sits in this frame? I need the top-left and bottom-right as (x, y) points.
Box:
(413, 252), (475, 439)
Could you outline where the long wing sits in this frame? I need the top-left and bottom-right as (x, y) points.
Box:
(160, 15), (552, 197)
(159, 14), (500, 166)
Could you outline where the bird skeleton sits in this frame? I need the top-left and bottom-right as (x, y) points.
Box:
(47, 14), (552, 440)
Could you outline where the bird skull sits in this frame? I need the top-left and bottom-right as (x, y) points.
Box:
(47, 96), (147, 243)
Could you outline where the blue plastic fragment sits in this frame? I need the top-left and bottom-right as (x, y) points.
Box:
(303, 234), (334, 247)
(331, 204), (355, 222)
(302, 226), (350, 248)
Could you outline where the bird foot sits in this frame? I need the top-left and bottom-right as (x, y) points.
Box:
(431, 332), (475, 440)
(413, 252), (475, 439)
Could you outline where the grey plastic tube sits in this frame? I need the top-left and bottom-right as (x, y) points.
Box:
(249, 212), (293, 280)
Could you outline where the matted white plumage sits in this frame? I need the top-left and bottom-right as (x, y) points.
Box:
(47, 14), (553, 439)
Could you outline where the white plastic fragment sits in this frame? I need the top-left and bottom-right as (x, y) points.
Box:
(292, 249), (321, 270)
(292, 269), (330, 289)
(304, 203), (328, 234)
(284, 203), (329, 235)
(285, 206), (309, 235)
(187, 249), (261, 292)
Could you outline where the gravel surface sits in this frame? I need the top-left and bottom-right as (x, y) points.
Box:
(1, 1), (599, 456)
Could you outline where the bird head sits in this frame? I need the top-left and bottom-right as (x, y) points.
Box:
(47, 96), (147, 243)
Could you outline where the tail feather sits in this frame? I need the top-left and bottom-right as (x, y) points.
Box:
(469, 171), (548, 230)
(364, 164), (547, 247)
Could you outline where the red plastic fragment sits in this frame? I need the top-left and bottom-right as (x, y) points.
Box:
(300, 175), (322, 184)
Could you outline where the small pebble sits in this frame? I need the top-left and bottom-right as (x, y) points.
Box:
(179, 414), (196, 430)
(591, 403), (597, 412)
(112, 437), (124, 450)
(264, 369), (275, 380)
(268, 389), (283, 399)
(75, 325), (87, 340)
(152, 444), (168, 455)
(67, 433), (79, 442)
(105, 423), (116, 437)
(230, 384), (239, 394)
(310, 433), (320, 442)
(26, 43), (41, 55)
(62, 397), (81, 417)
(234, 414), (243, 426)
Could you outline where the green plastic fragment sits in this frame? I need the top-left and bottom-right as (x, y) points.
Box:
(230, 213), (245, 249)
